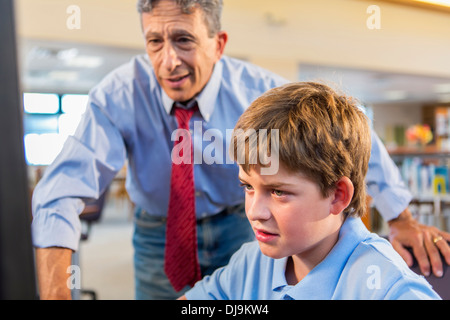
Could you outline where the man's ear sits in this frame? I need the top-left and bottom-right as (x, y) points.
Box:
(330, 177), (354, 215)
(215, 31), (228, 60)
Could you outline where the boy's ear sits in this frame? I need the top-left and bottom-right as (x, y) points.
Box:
(330, 177), (354, 215)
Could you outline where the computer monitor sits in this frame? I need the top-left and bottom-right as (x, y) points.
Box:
(0, 0), (37, 299)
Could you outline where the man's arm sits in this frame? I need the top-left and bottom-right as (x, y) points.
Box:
(35, 247), (73, 300)
(32, 95), (127, 299)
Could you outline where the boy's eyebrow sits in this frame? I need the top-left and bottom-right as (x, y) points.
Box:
(238, 176), (295, 189)
(238, 176), (248, 184)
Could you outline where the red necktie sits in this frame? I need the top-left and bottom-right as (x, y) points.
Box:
(164, 104), (201, 292)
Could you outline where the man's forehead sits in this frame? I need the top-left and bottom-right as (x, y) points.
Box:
(141, 2), (206, 32)
(145, 0), (201, 18)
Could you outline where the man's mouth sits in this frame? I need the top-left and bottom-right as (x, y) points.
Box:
(168, 74), (189, 82)
(163, 74), (190, 89)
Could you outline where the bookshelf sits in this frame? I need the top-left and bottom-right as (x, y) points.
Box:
(388, 146), (450, 232)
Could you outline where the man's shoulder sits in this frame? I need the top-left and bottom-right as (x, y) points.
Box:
(220, 56), (289, 89)
(93, 53), (156, 94)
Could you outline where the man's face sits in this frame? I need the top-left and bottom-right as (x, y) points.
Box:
(141, 1), (227, 102)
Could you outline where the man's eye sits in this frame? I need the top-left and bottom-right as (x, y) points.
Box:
(174, 36), (196, 49)
(147, 39), (163, 47)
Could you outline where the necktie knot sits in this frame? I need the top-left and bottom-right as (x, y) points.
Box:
(173, 103), (198, 130)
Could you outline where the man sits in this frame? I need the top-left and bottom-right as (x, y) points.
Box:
(33, 0), (450, 300)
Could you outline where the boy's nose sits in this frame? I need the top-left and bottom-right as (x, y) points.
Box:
(246, 194), (271, 222)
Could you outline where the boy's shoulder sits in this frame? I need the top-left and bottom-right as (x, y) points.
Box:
(228, 240), (266, 265)
(338, 232), (440, 299)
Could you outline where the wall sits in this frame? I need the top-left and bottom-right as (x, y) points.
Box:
(15, 0), (450, 81)
(372, 101), (423, 143)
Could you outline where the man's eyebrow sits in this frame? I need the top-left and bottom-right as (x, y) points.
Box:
(145, 31), (161, 39)
(145, 29), (194, 39)
(172, 29), (194, 36)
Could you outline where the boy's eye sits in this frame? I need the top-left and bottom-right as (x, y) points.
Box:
(240, 183), (253, 191)
(272, 189), (284, 197)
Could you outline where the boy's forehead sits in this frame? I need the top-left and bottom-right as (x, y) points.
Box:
(238, 164), (299, 183)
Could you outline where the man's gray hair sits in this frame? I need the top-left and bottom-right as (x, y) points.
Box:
(137, 0), (223, 37)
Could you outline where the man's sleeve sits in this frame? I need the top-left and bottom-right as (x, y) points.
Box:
(31, 96), (126, 251)
(366, 129), (413, 221)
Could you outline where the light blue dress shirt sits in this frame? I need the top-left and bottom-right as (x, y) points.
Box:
(185, 217), (440, 300)
(31, 54), (412, 251)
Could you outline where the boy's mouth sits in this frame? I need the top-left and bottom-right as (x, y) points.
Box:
(254, 228), (278, 243)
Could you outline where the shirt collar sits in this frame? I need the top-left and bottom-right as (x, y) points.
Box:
(272, 217), (370, 299)
(161, 59), (223, 122)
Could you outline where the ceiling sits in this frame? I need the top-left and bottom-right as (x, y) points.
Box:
(18, 38), (450, 106)
(18, 38), (145, 94)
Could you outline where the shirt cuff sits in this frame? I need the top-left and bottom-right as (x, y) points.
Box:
(31, 200), (83, 251)
(371, 186), (413, 222)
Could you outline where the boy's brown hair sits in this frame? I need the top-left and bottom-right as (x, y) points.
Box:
(230, 82), (371, 217)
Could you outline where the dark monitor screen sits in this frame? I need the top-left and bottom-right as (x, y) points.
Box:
(0, 0), (37, 299)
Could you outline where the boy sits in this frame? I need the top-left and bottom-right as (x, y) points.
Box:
(181, 82), (441, 300)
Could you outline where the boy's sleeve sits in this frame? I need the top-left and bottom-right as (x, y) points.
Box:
(365, 129), (413, 222)
(185, 242), (256, 300)
(185, 267), (230, 300)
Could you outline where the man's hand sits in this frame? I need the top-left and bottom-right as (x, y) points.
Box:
(388, 208), (450, 277)
(35, 247), (73, 300)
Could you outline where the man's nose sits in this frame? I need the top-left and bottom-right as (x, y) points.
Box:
(162, 43), (182, 72)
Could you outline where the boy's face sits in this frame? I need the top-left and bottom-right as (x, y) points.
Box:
(238, 164), (344, 262)
(141, 0), (227, 103)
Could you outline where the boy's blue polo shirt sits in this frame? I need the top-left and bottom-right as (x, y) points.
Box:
(185, 217), (441, 300)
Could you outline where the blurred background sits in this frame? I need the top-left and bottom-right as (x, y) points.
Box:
(13, 0), (450, 299)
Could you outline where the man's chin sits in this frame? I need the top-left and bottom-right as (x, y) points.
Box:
(163, 88), (197, 103)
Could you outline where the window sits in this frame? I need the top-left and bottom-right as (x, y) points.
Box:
(23, 93), (59, 114)
(61, 94), (88, 114)
(23, 92), (89, 166)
